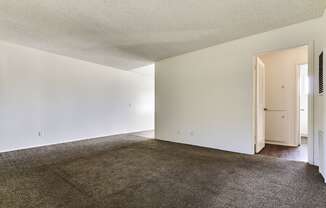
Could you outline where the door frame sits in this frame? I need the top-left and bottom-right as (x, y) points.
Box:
(252, 42), (315, 165)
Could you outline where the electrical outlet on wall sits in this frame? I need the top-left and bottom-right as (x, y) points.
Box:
(38, 131), (42, 137)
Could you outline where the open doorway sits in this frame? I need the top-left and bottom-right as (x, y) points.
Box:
(254, 46), (311, 162)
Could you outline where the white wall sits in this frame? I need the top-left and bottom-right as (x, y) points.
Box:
(0, 41), (154, 153)
(259, 47), (308, 146)
(131, 64), (155, 79)
(156, 14), (325, 157)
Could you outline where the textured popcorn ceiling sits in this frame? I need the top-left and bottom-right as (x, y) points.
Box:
(0, 0), (325, 69)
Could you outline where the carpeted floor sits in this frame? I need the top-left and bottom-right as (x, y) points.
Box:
(1, 134), (326, 208)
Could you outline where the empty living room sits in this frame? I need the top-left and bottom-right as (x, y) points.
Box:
(1, 1), (326, 207)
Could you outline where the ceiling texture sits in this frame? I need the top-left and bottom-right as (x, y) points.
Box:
(0, 0), (325, 70)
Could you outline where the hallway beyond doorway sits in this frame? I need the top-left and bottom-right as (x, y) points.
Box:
(254, 45), (312, 164)
(259, 137), (308, 162)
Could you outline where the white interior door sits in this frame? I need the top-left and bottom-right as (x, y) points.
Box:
(256, 57), (266, 153)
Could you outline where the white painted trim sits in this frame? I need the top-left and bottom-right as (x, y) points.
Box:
(0, 129), (154, 154)
(307, 41), (315, 165)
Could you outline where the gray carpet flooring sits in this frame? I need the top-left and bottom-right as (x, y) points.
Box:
(1, 134), (326, 208)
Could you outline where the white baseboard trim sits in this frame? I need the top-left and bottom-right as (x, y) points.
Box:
(0, 129), (154, 154)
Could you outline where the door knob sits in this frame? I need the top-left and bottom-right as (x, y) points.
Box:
(264, 108), (268, 111)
